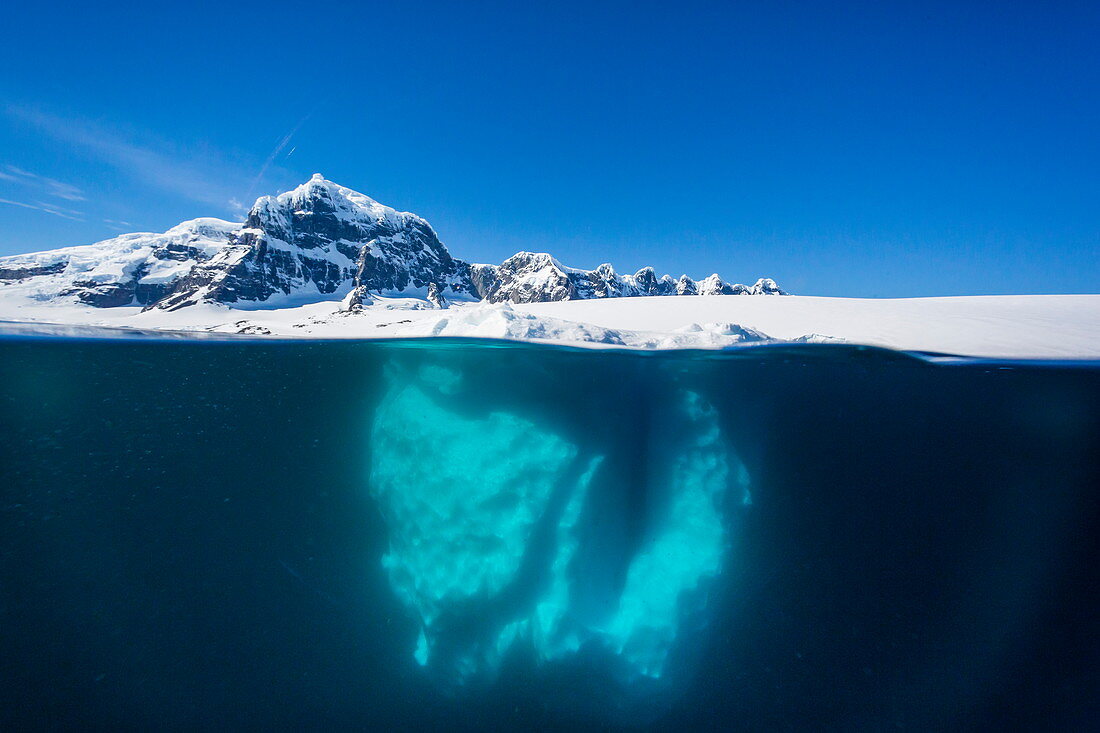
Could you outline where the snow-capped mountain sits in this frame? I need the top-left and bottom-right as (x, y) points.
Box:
(0, 175), (785, 310)
(0, 218), (239, 307)
(154, 175), (478, 311)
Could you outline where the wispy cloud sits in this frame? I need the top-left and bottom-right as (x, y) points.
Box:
(4, 105), (288, 215)
(0, 197), (84, 221)
(2, 165), (86, 201)
(0, 159), (87, 220)
(102, 218), (134, 231)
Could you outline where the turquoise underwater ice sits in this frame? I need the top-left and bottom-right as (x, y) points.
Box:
(369, 358), (752, 702)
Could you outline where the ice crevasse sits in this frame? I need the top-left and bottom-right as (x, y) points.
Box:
(368, 360), (752, 700)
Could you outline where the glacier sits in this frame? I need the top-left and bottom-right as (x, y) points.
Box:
(369, 355), (751, 706)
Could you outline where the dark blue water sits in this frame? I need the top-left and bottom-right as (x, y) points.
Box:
(1, 334), (1097, 730)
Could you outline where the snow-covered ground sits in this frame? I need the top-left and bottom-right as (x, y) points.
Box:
(0, 293), (1097, 358)
(520, 295), (1100, 358)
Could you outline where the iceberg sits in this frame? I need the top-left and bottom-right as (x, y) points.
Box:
(368, 355), (752, 706)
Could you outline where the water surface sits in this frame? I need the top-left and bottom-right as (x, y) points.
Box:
(1, 334), (1097, 730)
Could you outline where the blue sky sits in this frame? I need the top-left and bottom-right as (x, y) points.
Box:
(1, 1), (1097, 296)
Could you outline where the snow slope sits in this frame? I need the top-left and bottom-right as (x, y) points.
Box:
(0, 291), (1097, 358)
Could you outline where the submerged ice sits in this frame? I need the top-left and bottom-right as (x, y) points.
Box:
(368, 358), (751, 704)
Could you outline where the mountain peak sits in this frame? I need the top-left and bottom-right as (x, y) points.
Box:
(297, 173), (343, 195)
(246, 175), (401, 229)
(285, 173), (347, 199)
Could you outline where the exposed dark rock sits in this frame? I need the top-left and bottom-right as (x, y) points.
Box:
(427, 282), (447, 309)
(0, 261), (67, 281)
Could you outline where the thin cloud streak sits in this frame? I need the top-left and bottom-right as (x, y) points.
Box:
(0, 164), (86, 201)
(102, 218), (135, 231)
(31, 200), (83, 216)
(0, 197), (84, 221)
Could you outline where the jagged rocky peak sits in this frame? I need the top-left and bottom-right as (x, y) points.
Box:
(0, 174), (788, 311)
(675, 274), (698, 296)
(471, 252), (576, 304)
(697, 273), (752, 296)
(628, 267), (676, 296)
(750, 277), (785, 295)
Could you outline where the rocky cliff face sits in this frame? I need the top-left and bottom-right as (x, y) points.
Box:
(0, 175), (786, 310)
